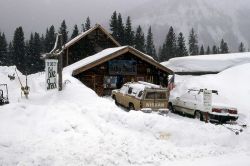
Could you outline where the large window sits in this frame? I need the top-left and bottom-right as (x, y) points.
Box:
(109, 60), (137, 75)
(145, 92), (167, 99)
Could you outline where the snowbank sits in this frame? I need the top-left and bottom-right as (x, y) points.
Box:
(162, 52), (250, 73)
(171, 63), (250, 122)
(0, 66), (250, 165)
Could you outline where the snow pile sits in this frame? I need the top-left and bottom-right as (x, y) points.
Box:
(0, 66), (250, 165)
(162, 52), (250, 73)
(171, 63), (250, 122)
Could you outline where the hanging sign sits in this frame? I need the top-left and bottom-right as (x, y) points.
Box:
(203, 89), (212, 112)
(45, 59), (58, 90)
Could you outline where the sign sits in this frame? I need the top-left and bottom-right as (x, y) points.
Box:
(109, 60), (137, 75)
(45, 59), (58, 90)
(203, 89), (212, 112)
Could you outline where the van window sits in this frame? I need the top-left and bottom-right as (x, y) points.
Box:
(138, 91), (143, 98)
(128, 87), (133, 94)
(145, 92), (167, 99)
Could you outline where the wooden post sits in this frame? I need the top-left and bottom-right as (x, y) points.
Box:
(58, 34), (63, 91)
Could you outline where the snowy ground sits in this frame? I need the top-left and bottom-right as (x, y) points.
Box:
(0, 64), (250, 166)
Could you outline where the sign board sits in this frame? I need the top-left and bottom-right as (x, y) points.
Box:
(109, 60), (137, 75)
(203, 89), (212, 112)
(45, 59), (58, 90)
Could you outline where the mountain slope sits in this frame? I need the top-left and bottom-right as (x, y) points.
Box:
(129, 0), (250, 50)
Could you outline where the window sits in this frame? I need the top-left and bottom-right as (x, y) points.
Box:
(145, 92), (167, 99)
(138, 91), (143, 98)
(128, 87), (133, 94)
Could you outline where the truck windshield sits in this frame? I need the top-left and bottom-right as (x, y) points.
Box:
(145, 92), (166, 99)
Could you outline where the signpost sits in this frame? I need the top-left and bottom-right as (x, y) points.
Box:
(203, 89), (212, 112)
(45, 59), (58, 90)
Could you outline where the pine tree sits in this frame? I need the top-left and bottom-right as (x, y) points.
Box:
(59, 20), (68, 45)
(0, 32), (8, 65)
(45, 25), (56, 52)
(8, 42), (14, 65)
(199, 45), (205, 55)
(159, 26), (176, 61)
(239, 42), (245, 52)
(188, 28), (199, 55)
(220, 39), (229, 54)
(13, 26), (26, 73)
(146, 26), (157, 60)
(206, 46), (211, 55)
(176, 32), (188, 57)
(85, 17), (91, 31)
(212, 45), (218, 54)
(71, 24), (79, 39)
(110, 11), (118, 40)
(124, 16), (134, 46)
(117, 13), (125, 45)
(134, 25), (145, 52)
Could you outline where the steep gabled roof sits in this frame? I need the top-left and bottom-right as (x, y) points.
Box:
(64, 46), (173, 75)
(64, 24), (120, 49)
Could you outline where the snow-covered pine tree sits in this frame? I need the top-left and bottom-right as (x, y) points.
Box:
(71, 25), (79, 39)
(188, 28), (199, 55)
(59, 20), (68, 45)
(220, 39), (229, 54)
(13, 26), (26, 73)
(239, 42), (245, 52)
(206, 46), (211, 55)
(0, 32), (8, 65)
(159, 26), (176, 61)
(117, 13), (125, 45)
(199, 45), (205, 55)
(85, 17), (91, 31)
(176, 32), (188, 57)
(45, 25), (56, 52)
(124, 16), (134, 46)
(110, 11), (119, 41)
(212, 45), (218, 54)
(134, 25), (145, 53)
(146, 26), (157, 60)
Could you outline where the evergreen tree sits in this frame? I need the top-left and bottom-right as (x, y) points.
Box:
(0, 32), (8, 65)
(159, 26), (176, 61)
(13, 26), (26, 73)
(85, 17), (91, 31)
(146, 26), (157, 60)
(212, 45), (218, 54)
(206, 46), (211, 55)
(124, 16), (134, 46)
(199, 45), (205, 55)
(59, 20), (68, 45)
(239, 42), (245, 52)
(134, 25), (145, 52)
(188, 28), (199, 55)
(219, 39), (229, 54)
(117, 13), (125, 44)
(176, 32), (188, 57)
(45, 25), (56, 52)
(40, 34), (45, 53)
(8, 42), (14, 65)
(110, 11), (118, 40)
(71, 24), (79, 39)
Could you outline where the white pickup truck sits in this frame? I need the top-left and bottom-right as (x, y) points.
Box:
(168, 89), (238, 123)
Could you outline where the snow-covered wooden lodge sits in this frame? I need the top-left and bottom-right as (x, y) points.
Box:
(64, 24), (173, 96)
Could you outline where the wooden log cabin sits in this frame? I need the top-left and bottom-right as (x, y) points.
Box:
(63, 24), (120, 67)
(65, 46), (173, 96)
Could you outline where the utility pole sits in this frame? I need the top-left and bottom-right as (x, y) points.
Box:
(57, 34), (63, 91)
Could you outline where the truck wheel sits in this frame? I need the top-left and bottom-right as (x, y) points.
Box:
(129, 103), (135, 111)
(113, 96), (118, 105)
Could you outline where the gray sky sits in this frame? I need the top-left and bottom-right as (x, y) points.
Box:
(0, 0), (150, 41)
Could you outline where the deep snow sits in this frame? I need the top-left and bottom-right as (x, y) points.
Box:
(0, 64), (250, 165)
(161, 52), (250, 73)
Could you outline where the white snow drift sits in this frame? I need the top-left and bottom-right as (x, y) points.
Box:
(162, 52), (250, 73)
(0, 63), (250, 166)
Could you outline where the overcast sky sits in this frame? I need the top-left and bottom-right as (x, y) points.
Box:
(0, 0), (150, 41)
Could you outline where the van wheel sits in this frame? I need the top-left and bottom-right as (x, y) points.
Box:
(113, 96), (118, 105)
(129, 103), (135, 111)
(194, 110), (203, 121)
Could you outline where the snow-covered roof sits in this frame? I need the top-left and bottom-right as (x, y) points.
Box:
(64, 46), (173, 75)
(64, 24), (120, 49)
(161, 52), (250, 73)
